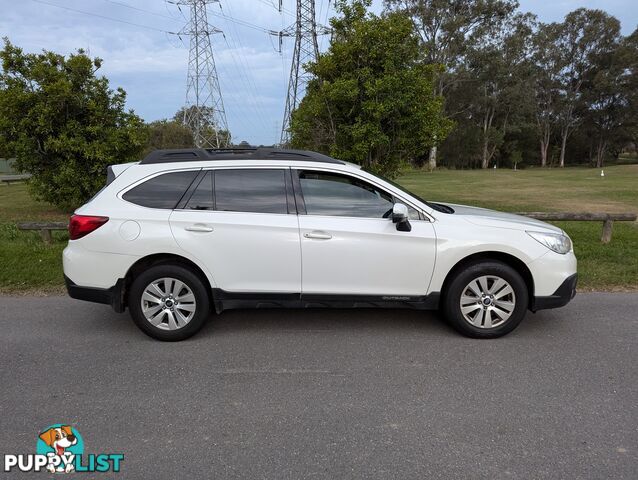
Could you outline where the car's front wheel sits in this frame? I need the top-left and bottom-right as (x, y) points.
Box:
(128, 264), (210, 341)
(442, 260), (529, 338)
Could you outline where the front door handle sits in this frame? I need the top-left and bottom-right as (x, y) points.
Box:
(304, 231), (332, 240)
(185, 225), (214, 233)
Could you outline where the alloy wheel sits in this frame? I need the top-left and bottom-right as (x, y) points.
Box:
(141, 277), (197, 330)
(459, 275), (516, 329)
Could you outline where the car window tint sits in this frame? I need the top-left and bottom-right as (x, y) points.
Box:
(123, 171), (198, 209)
(299, 171), (394, 218)
(214, 169), (287, 214)
(185, 172), (214, 210)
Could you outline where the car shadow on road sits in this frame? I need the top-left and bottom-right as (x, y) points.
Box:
(66, 300), (566, 341)
(199, 307), (456, 338)
(203, 307), (564, 338)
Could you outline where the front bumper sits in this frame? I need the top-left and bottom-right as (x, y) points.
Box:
(64, 275), (126, 313)
(530, 273), (577, 312)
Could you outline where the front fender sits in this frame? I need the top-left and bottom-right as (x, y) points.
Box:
(428, 222), (548, 294)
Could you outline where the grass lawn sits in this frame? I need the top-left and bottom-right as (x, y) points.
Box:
(0, 184), (68, 294)
(397, 164), (638, 291)
(0, 164), (636, 294)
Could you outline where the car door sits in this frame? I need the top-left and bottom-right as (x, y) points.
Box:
(295, 169), (436, 297)
(169, 167), (301, 293)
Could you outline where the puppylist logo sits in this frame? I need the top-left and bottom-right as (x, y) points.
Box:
(3, 424), (124, 474)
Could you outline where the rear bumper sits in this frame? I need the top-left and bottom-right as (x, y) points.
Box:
(530, 273), (577, 312)
(64, 275), (126, 313)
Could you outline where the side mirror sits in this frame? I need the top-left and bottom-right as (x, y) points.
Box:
(392, 203), (411, 232)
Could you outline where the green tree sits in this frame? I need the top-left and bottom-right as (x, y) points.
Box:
(384, 0), (518, 168)
(173, 106), (232, 148)
(143, 107), (234, 155)
(623, 29), (638, 152)
(581, 27), (636, 167)
(461, 13), (536, 168)
(531, 21), (563, 167)
(0, 39), (147, 210)
(144, 119), (194, 156)
(289, 0), (451, 178)
(553, 9), (621, 167)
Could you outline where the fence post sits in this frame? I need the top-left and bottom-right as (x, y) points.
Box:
(40, 229), (53, 245)
(601, 218), (614, 244)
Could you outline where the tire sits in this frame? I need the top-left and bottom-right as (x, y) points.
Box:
(442, 260), (529, 339)
(128, 264), (210, 341)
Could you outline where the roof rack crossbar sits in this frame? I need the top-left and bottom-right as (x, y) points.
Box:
(140, 148), (344, 165)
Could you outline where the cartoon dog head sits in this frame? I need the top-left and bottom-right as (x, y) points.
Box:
(39, 426), (77, 456)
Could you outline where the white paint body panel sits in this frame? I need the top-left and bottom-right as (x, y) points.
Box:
(299, 216), (436, 295)
(63, 157), (577, 303)
(427, 215), (576, 296)
(527, 250), (577, 296)
(169, 210), (301, 292)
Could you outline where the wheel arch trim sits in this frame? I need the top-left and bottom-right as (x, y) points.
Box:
(123, 253), (215, 309)
(438, 251), (535, 309)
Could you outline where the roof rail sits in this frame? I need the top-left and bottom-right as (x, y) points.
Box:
(140, 148), (344, 165)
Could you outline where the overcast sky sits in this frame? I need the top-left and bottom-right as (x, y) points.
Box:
(1, 0), (636, 145)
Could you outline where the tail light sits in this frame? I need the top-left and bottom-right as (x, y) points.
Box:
(68, 215), (109, 240)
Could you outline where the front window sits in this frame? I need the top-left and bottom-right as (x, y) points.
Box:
(298, 171), (419, 219)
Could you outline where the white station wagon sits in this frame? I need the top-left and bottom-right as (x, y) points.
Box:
(63, 148), (577, 341)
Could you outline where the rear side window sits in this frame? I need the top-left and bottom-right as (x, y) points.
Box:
(123, 171), (198, 209)
(214, 169), (288, 214)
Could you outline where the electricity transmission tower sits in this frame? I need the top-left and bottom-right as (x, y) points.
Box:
(279, 0), (323, 145)
(176, 0), (230, 148)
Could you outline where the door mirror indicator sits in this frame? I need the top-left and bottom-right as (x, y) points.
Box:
(392, 203), (411, 232)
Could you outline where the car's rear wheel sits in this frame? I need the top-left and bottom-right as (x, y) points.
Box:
(442, 260), (528, 338)
(128, 264), (210, 341)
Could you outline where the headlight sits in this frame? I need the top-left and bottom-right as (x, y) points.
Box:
(526, 230), (572, 254)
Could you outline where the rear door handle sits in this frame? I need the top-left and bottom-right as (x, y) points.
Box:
(304, 231), (332, 240)
(185, 225), (214, 233)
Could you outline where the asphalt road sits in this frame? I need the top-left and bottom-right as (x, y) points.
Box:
(1, 293), (636, 479)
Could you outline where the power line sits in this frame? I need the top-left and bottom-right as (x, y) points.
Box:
(208, 9), (276, 35)
(164, 0), (187, 21)
(257, 0), (295, 17)
(215, 1), (273, 134)
(166, 0), (188, 20)
(30, 0), (179, 35)
(104, 0), (277, 35)
(39, 0), (276, 40)
(280, 0), (323, 145)
(319, 0), (332, 51)
(33, 0), (309, 145)
(100, 0), (175, 20)
(171, 0), (277, 35)
(217, 37), (269, 137)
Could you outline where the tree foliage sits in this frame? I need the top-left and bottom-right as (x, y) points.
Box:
(382, 4), (638, 168)
(174, 105), (232, 148)
(144, 119), (194, 156)
(142, 108), (233, 156)
(581, 25), (635, 167)
(553, 9), (622, 167)
(458, 13), (537, 168)
(289, 0), (452, 178)
(0, 39), (147, 210)
(384, 0), (518, 167)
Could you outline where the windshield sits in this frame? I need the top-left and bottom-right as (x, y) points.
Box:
(362, 168), (454, 213)
(362, 168), (427, 202)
